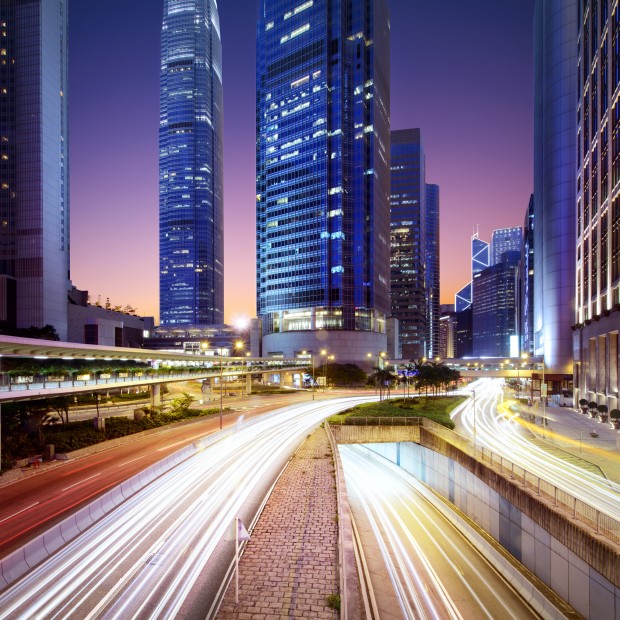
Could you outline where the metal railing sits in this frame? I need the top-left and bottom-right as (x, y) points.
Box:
(420, 418), (620, 546)
(335, 416), (620, 547)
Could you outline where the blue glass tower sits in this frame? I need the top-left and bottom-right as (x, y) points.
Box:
(160, 0), (224, 326)
(256, 0), (391, 360)
(425, 183), (440, 357)
(0, 0), (69, 339)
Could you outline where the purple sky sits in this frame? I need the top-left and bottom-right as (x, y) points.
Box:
(70, 0), (535, 323)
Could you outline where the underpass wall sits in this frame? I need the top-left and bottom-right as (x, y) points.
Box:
(365, 440), (620, 620)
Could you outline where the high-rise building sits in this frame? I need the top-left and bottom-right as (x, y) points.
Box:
(159, 0), (224, 326)
(473, 250), (520, 357)
(439, 304), (456, 359)
(574, 0), (620, 406)
(521, 195), (535, 355)
(390, 129), (426, 360)
(256, 0), (391, 361)
(491, 227), (522, 266)
(454, 232), (489, 312)
(533, 0), (576, 376)
(0, 0), (69, 339)
(426, 183), (440, 358)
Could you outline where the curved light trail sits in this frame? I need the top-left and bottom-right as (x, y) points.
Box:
(0, 397), (376, 619)
(340, 444), (541, 619)
(457, 378), (620, 518)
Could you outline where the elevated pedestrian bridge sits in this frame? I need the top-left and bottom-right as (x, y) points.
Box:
(0, 335), (307, 403)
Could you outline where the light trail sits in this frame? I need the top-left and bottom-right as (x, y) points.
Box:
(340, 444), (541, 620)
(457, 378), (620, 518)
(0, 397), (377, 619)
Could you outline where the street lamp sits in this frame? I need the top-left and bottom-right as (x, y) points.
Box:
(320, 349), (327, 390)
(234, 341), (245, 396)
(218, 346), (225, 430)
(302, 350), (315, 400)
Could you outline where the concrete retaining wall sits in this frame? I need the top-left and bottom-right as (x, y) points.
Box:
(367, 440), (620, 620)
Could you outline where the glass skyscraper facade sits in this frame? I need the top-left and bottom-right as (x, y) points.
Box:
(425, 183), (440, 357)
(473, 250), (520, 357)
(491, 227), (522, 266)
(160, 0), (224, 326)
(0, 0), (69, 339)
(390, 129), (427, 360)
(256, 0), (391, 360)
(533, 0), (576, 375)
(454, 233), (489, 313)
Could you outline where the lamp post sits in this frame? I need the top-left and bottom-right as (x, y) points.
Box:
(517, 352), (528, 399)
(234, 341), (245, 396)
(302, 350), (315, 400)
(218, 347), (225, 430)
(320, 349), (327, 391)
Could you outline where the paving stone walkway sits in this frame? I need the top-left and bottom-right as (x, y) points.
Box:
(217, 427), (340, 620)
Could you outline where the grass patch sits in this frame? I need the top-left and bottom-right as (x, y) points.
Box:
(327, 396), (465, 429)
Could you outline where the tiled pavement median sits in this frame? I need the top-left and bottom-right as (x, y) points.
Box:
(217, 426), (340, 619)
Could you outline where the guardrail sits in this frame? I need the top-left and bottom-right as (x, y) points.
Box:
(333, 416), (620, 547)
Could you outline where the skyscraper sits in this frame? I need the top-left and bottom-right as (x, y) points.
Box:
(425, 183), (440, 358)
(473, 250), (520, 357)
(533, 0), (576, 375)
(574, 0), (620, 406)
(521, 195), (534, 355)
(0, 0), (69, 339)
(256, 0), (391, 361)
(390, 129), (426, 360)
(159, 0), (224, 326)
(454, 232), (489, 312)
(491, 227), (522, 266)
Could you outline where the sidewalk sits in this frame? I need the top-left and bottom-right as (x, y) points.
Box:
(515, 399), (620, 484)
(217, 427), (339, 619)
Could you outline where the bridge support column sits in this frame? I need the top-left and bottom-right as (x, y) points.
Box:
(150, 384), (161, 408)
(246, 373), (253, 396)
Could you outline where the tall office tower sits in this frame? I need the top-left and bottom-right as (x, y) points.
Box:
(159, 0), (224, 326)
(0, 0), (69, 340)
(533, 0), (576, 376)
(574, 1), (620, 405)
(521, 195), (535, 355)
(425, 183), (440, 357)
(439, 304), (455, 359)
(256, 0), (391, 360)
(473, 251), (520, 357)
(390, 129), (426, 360)
(491, 227), (522, 266)
(454, 232), (489, 312)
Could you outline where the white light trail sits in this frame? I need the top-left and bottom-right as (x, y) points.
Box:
(0, 397), (377, 619)
(340, 445), (540, 620)
(458, 378), (620, 518)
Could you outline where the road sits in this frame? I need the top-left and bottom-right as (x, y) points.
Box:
(0, 396), (375, 618)
(0, 391), (315, 558)
(340, 444), (542, 620)
(455, 378), (620, 519)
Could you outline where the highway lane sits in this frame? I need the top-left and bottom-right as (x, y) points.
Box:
(456, 378), (620, 519)
(0, 396), (376, 618)
(340, 444), (542, 620)
(0, 391), (312, 558)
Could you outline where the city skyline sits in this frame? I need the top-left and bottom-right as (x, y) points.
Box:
(70, 0), (535, 324)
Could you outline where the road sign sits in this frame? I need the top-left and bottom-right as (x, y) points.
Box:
(541, 383), (547, 397)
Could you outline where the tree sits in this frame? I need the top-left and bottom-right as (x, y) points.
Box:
(49, 396), (72, 425)
(369, 367), (397, 401)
